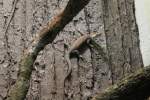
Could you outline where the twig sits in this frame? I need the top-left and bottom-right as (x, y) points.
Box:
(4, 0), (18, 42)
(3, 1), (19, 98)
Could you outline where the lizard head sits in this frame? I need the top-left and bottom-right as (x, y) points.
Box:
(90, 32), (101, 38)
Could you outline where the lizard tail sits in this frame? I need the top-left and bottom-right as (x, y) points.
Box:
(64, 43), (72, 81)
(64, 53), (72, 80)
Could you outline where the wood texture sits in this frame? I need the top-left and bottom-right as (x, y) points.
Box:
(6, 0), (91, 100)
(0, 0), (144, 100)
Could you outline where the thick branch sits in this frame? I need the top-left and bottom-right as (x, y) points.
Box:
(7, 0), (91, 100)
(33, 0), (91, 56)
(89, 40), (150, 100)
(92, 65), (150, 100)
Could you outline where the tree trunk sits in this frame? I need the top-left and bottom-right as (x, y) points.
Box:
(89, 0), (144, 99)
(0, 0), (143, 100)
(102, 0), (143, 83)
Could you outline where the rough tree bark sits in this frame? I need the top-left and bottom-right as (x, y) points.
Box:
(85, 0), (144, 99)
(101, 0), (143, 83)
(89, 40), (149, 100)
(0, 0), (144, 100)
(89, 0), (144, 99)
(6, 0), (91, 100)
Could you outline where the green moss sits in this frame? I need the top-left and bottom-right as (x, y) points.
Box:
(19, 54), (35, 79)
(7, 54), (35, 100)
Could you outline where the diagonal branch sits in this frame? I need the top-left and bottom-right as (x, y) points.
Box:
(92, 65), (150, 100)
(6, 0), (91, 100)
